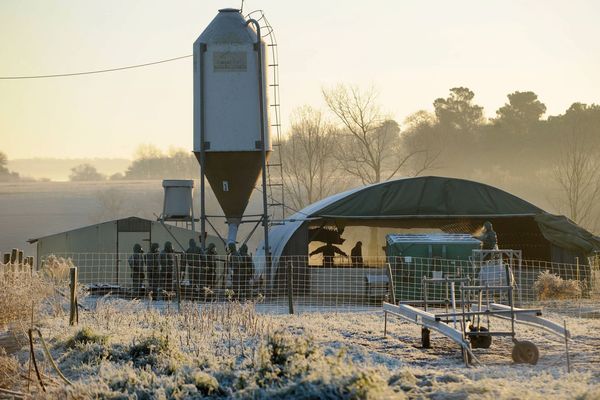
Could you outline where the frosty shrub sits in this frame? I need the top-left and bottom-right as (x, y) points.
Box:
(0, 262), (50, 329)
(191, 370), (219, 395)
(0, 348), (21, 389)
(39, 254), (72, 287)
(254, 330), (400, 399)
(66, 326), (108, 348)
(534, 270), (582, 300)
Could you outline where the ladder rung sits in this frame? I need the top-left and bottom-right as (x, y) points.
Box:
(270, 104), (280, 107)
(269, 84), (279, 87)
(271, 124), (281, 127)
(267, 163), (282, 168)
(268, 44), (277, 47)
(267, 183), (284, 186)
(268, 64), (279, 67)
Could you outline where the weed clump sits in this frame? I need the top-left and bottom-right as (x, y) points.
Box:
(191, 370), (220, 395)
(66, 326), (108, 348)
(0, 349), (21, 389)
(534, 270), (582, 300)
(0, 262), (51, 329)
(124, 334), (179, 370)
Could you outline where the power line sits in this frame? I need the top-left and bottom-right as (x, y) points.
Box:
(0, 54), (192, 80)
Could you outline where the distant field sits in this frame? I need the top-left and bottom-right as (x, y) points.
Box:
(0, 180), (265, 257)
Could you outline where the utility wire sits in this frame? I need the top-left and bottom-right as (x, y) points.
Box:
(0, 54), (192, 80)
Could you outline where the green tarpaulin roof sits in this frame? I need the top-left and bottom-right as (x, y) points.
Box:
(534, 213), (600, 254)
(315, 176), (543, 218)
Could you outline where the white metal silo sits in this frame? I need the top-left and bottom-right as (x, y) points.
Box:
(193, 8), (271, 248)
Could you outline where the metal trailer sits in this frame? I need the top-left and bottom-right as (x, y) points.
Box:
(383, 268), (570, 366)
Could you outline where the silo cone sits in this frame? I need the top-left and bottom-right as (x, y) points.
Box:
(193, 9), (272, 245)
(196, 151), (270, 243)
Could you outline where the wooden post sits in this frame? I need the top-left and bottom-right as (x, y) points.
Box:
(2, 253), (9, 265)
(386, 263), (396, 304)
(69, 267), (78, 326)
(27, 256), (34, 268)
(175, 255), (181, 313)
(564, 320), (571, 373)
(287, 261), (294, 315)
(384, 311), (388, 336)
(17, 250), (24, 265)
(10, 248), (18, 264)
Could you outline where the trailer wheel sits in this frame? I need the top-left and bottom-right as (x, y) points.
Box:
(512, 341), (539, 365)
(469, 326), (492, 349)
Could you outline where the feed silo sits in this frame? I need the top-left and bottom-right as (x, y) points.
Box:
(193, 8), (271, 248)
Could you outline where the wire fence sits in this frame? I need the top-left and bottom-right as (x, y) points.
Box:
(39, 253), (600, 317)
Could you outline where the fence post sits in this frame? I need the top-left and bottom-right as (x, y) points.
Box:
(69, 267), (78, 326)
(175, 255), (182, 313)
(10, 248), (18, 264)
(287, 261), (294, 315)
(386, 263), (396, 305)
(2, 253), (9, 264)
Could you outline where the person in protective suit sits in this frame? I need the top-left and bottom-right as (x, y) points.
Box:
(351, 241), (363, 267)
(128, 243), (145, 296)
(226, 243), (239, 295)
(204, 242), (217, 291)
(185, 238), (203, 291)
(146, 243), (161, 295)
(475, 221), (499, 250)
(160, 241), (176, 292)
(237, 244), (254, 300)
(310, 241), (347, 267)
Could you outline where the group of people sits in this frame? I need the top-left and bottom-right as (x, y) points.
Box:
(309, 240), (364, 267)
(127, 239), (255, 300)
(309, 222), (499, 267)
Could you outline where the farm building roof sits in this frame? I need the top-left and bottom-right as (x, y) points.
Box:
(256, 176), (600, 273)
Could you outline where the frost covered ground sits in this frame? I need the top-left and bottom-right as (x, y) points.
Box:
(9, 298), (600, 399)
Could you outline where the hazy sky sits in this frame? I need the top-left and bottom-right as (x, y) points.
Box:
(1, 0), (599, 159)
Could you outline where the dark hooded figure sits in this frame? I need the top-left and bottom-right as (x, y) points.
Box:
(227, 243), (241, 296)
(146, 242), (161, 294)
(237, 244), (254, 300)
(185, 238), (203, 291)
(128, 243), (145, 295)
(203, 242), (217, 290)
(351, 241), (363, 268)
(160, 241), (176, 292)
(476, 221), (499, 251)
(310, 241), (347, 267)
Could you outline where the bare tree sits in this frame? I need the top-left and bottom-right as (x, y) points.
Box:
(402, 110), (443, 176)
(322, 84), (424, 185)
(281, 106), (342, 210)
(551, 104), (600, 233)
(554, 127), (600, 233)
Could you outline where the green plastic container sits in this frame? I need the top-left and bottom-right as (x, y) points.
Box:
(386, 234), (482, 301)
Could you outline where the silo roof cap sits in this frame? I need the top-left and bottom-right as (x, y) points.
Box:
(219, 8), (240, 13)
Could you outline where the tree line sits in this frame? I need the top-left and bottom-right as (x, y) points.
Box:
(62, 84), (599, 233)
(282, 85), (600, 233)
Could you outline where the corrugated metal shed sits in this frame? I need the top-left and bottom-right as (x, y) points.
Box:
(28, 216), (223, 285)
